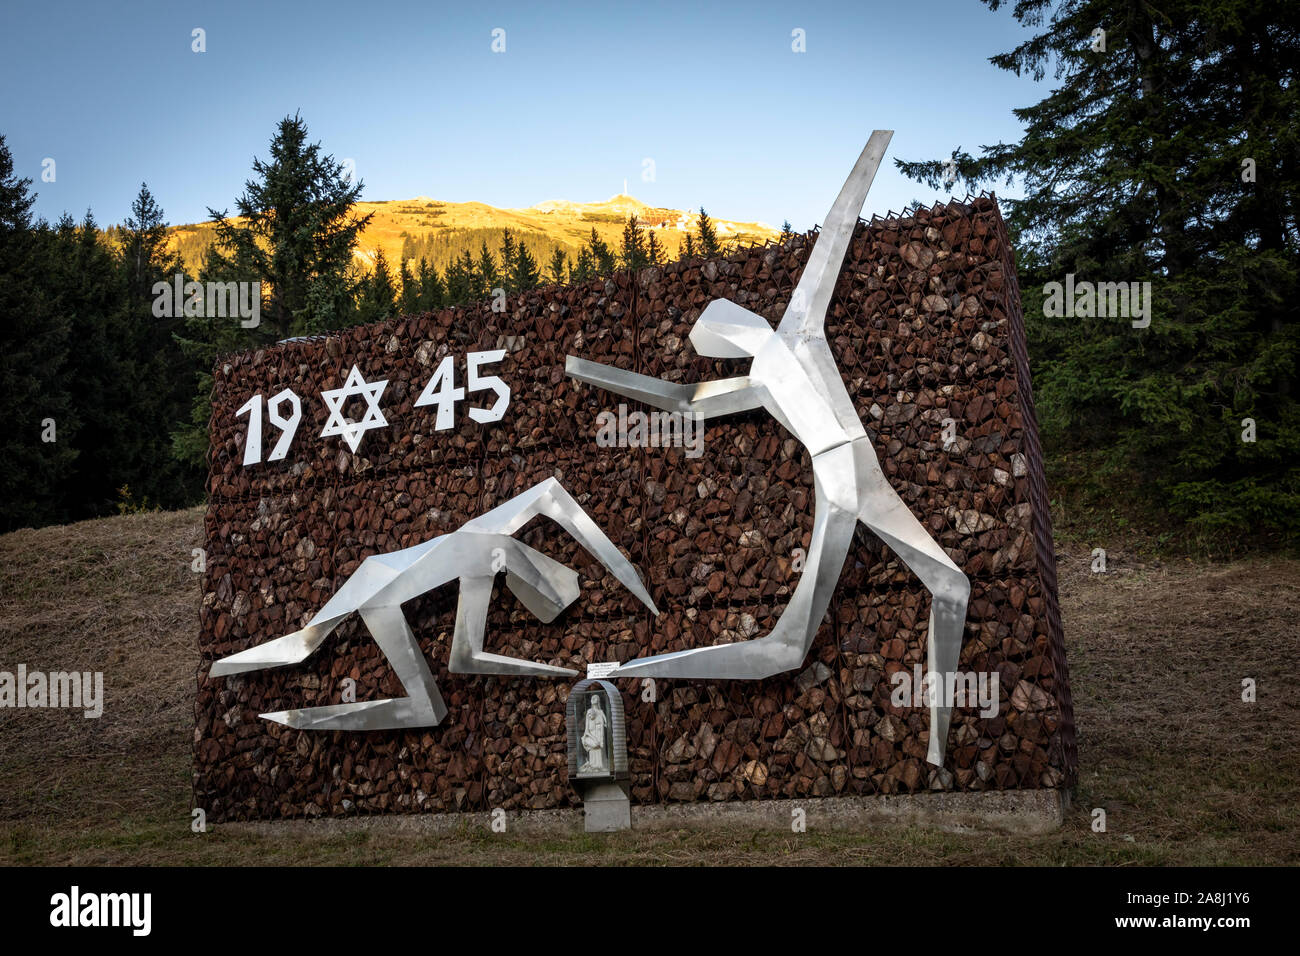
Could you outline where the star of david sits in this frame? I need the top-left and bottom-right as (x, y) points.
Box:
(320, 365), (389, 452)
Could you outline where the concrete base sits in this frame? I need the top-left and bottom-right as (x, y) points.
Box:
(223, 788), (1068, 837)
(580, 781), (631, 833)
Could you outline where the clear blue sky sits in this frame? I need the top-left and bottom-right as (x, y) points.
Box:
(1, 0), (1044, 231)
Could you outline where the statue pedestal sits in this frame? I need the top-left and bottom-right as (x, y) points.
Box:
(581, 780), (631, 832)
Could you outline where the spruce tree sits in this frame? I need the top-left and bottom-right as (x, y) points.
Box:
(0, 136), (76, 530)
(398, 258), (421, 315)
(548, 247), (568, 284)
(174, 114), (371, 468)
(779, 220), (793, 244)
(444, 252), (472, 305)
(204, 113), (371, 338)
(572, 245), (595, 283)
(586, 227), (617, 276)
(696, 207), (720, 257)
(117, 183), (201, 508)
(356, 249), (397, 323)
(458, 250), (480, 301)
(510, 242), (542, 291)
(499, 229), (518, 294)
(477, 241), (501, 298)
(44, 212), (139, 519)
(897, 0), (1300, 545)
(621, 214), (648, 271)
(646, 229), (664, 266)
(120, 184), (175, 302)
(417, 257), (445, 310)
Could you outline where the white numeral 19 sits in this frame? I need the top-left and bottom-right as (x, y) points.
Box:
(235, 388), (302, 465)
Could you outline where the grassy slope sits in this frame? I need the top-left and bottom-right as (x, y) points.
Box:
(166, 195), (781, 277)
(0, 510), (1296, 865)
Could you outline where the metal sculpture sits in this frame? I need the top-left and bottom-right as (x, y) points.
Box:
(565, 131), (971, 766)
(210, 477), (658, 731)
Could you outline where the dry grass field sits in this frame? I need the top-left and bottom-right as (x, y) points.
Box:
(1, 508), (1296, 865)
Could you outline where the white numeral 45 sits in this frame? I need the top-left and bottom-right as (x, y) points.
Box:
(416, 350), (510, 430)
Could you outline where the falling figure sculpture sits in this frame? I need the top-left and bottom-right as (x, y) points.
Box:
(210, 477), (658, 731)
(566, 131), (972, 766)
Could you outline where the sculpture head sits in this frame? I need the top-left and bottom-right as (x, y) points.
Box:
(689, 298), (775, 359)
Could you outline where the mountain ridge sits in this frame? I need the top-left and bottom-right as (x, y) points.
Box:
(167, 194), (781, 276)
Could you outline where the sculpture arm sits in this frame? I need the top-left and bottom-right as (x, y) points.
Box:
(778, 130), (892, 339)
(565, 355), (765, 419)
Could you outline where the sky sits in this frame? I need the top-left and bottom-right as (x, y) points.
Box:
(0, 0), (1046, 232)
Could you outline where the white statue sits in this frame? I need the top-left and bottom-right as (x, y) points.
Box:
(579, 694), (608, 774)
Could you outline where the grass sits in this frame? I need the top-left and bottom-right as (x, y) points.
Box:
(1, 509), (1297, 865)
(1044, 450), (1296, 558)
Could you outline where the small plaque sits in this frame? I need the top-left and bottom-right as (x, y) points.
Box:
(586, 661), (620, 679)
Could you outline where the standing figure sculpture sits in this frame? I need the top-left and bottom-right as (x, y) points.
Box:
(579, 693), (608, 775)
(210, 477), (657, 731)
(565, 131), (971, 766)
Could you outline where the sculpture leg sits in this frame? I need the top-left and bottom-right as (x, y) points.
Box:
(613, 443), (859, 679)
(448, 574), (579, 677)
(462, 478), (659, 616)
(363, 604), (448, 723)
(501, 541), (580, 624)
(210, 612), (348, 677)
(855, 450), (971, 767)
(260, 604), (447, 730)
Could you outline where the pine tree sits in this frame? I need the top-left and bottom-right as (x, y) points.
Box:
(44, 212), (140, 519)
(398, 258), (421, 315)
(586, 227), (617, 276)
(696, 207), (720, 257)
(416, 257), (445, 310)
(779, 220), (793, 244)
(510, 242), (542, 291)
(499, 229), (518, 294)
(572, 245), (596, 283)
(621, 214), (648, 271)
(444, 252), (472, 305)
(117, 184), (201, 508)
(355, 249), (397, 324)
(477, 241), (501, 298)
(204, 112), (371, 338)
(458, 250), (480, 301)
(0, 136), (76, 530)
(897, 0), (1300, 545)
(548, 247), (568, 284)
(683, 233), (696, 259)
(174, 114), (371, 468)
(646, 229), (664, 266)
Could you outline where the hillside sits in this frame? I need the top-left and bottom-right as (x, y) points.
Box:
(1, 508), (1297, 864)
(167, 195), (782, 276)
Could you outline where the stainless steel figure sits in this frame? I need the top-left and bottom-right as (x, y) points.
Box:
(566, 131), (971, 766)
(210, 477), (658, 731)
